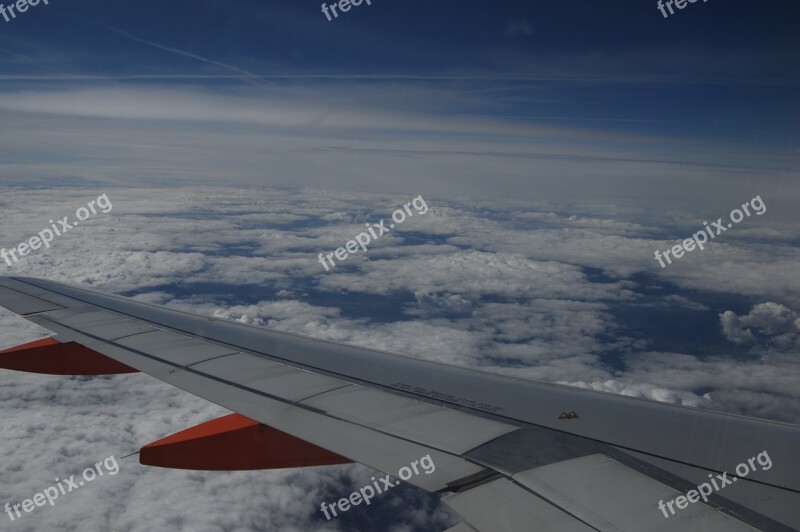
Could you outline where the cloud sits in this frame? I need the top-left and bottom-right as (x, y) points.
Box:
(1, 84), (797, 213)
(720, 302), (800, 345)
(559, 378), (712, 408)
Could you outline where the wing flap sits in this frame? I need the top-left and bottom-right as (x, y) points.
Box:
(54, 309), (159, 341)
(301, 386), (520, 455)
(0, 285), (63, 315)
(444, 454), (760, 532)
(114, 329), (240, 366)
(513, 454), (756, 532)
(443, 477), (597, 532)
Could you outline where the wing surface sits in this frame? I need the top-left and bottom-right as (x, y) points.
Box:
(1, 277), (798, 531)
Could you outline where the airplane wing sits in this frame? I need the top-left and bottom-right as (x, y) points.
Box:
(1, 276), (798, 532)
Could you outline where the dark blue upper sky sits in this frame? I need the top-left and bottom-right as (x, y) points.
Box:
(3, 0), (798, 138)
(1, 1), (798, 208)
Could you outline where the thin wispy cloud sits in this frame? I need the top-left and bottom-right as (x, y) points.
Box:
(103, 26), (269, 86)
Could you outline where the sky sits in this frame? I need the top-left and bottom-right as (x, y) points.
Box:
(0, 1), (799, 531)
(1, 1), (799, 211)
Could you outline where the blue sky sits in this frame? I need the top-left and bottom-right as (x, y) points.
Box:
(1, 1), (798, 214)
(4, 0), (798, 137)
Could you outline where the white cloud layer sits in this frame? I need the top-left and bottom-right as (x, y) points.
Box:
(0, 185), (798, 530)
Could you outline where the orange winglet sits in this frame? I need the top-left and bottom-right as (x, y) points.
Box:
(0, 338), (138, 375)
(140, 413), (353, 471)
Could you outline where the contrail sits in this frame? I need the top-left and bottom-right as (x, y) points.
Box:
(105, 26), (267, 86)
(0, 47), (67, 75)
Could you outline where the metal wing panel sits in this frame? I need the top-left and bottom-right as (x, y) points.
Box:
(245, 369), (352, 402)
(0, 278), (76, 308)
(442, 453), (767, 532)
(53, 309), (159, 341)
(619, 449), (800, 531)
(512, 454), (756, 532)
(187, 352), (287, 374)
(443, 477), (597, 532)
(301, 385), (436, 424)
(0, 285), (64, 315)
(114, 330), (240, 366)
(301, 386), (520, 456)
